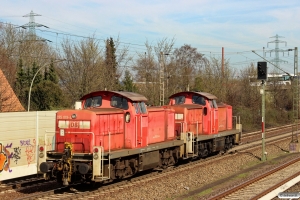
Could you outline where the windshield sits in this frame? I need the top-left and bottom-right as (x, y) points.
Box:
(174, 96), (185, 104)
(192, 95), (206, 105)
(111, 96), (129, 110)
(84, 96), (102, 108)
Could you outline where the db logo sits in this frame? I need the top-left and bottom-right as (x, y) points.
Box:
(70, 121), (79, 128)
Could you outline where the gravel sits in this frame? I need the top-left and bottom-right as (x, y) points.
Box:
(0, 139), (296, 200)
(104, 139), (295, 200)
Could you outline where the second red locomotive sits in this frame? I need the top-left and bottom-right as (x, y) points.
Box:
(39, 90), (242, 185)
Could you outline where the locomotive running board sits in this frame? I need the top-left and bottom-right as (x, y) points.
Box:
(104, 140), (184, 159)
(196, 129), (241, 141)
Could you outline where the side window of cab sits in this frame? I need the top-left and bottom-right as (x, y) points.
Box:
(209, 100), (218, 108)
(133, 102), (147, 114)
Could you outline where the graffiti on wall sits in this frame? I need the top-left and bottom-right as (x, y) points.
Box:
(0, 143), (12, 173)
(12, 147), (21, 164)
(0, 136), (54, 175)
(24, 139), (36, 166)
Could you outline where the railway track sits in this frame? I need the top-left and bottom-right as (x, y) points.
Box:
(241, 124), (295, 144)
(208, 155), (300, 200)
(13, 135), (295, 199)
(0, 175), (46, 192)
(15, 154), (228, 199)
(0, 124), (297, 199)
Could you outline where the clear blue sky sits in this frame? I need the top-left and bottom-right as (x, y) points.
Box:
(1, 0), (299, 73)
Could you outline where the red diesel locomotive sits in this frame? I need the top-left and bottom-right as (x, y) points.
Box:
(39, 90), (242, 185)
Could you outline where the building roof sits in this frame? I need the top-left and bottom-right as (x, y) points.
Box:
(0, 69), (25, 112)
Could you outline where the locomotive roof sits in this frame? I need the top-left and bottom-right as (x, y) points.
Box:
(172, 104), (204, 109)
(88, 107), (125, 113)
(169, 91), (217, 100)
(80, 91), (148, 102)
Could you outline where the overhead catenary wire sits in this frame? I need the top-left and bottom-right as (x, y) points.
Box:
(1, 21), (299, 73)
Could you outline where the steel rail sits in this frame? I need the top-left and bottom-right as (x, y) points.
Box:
(208, 156), (300, 200)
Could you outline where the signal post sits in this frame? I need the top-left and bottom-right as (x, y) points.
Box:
(257, 62), (267, 162)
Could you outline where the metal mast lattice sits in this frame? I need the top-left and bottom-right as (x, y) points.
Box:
(21, 10), (50, 42)
(265, 34), (290, 70)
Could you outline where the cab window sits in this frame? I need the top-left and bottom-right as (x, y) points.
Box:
(111, 96), (129, 110)
(133, 102), (147, 114)
(84, 96), (102, 108)
(212, 100), (218, 108)
(174, 96), (185, 104)
(139, 102), (147, 113)
(133, 103), (140, 114)
(209, 100), (218, 108)
(192, 95), (206, 105)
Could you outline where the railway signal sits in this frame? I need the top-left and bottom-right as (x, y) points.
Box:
(257, 62), (267, 80)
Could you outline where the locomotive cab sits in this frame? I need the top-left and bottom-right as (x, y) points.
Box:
(168, 91), (219, 135)
(39, 91), (152, 185)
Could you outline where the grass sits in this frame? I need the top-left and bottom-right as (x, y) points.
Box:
(235, 172), (248, 179)
(196, 188), (213, 197)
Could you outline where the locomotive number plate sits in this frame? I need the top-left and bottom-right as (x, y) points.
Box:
(70, 121), (79, 128)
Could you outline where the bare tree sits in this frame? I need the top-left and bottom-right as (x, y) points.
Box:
(57, 37), (104, 105)
(169, 44), (207, 94)
(132, 38), (175, 105)
(0, 23), (55, 70)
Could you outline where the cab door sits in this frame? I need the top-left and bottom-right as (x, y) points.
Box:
(133, 102), (148, 147)
(208, 100), (218, 134)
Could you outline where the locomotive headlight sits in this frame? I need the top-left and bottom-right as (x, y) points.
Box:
(93, 147), (99, 160)
(71, 114), (77, 119)
(93, 154), (99, 160)
(60, 129), (65, 136)
(79, 121), (90, 129)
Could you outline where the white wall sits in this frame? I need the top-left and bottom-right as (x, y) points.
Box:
(0, 111), (56, 181)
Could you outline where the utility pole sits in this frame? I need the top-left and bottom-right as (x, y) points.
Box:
(145, 52), (148, 90)
(159, 52), (164, 106)
(291, 47), (299, 152)
(222, 47), (224, 77)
